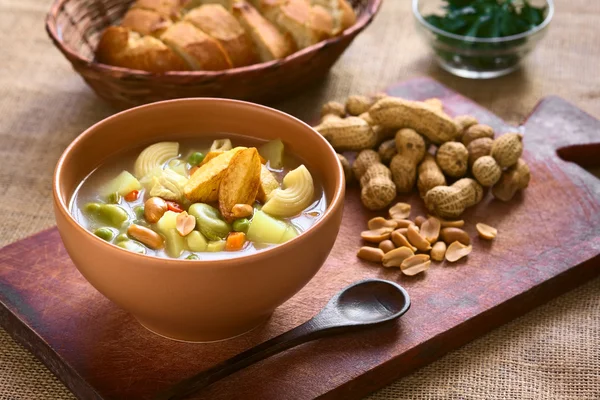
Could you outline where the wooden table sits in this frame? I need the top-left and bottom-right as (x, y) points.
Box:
(0, 0), (599, 399)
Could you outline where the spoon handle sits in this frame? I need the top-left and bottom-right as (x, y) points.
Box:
(154, 318), (330, 400)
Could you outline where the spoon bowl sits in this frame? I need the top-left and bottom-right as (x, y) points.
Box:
(333, 280), (411, 325)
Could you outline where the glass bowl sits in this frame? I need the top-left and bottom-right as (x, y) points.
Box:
(413, 0), (554, 79)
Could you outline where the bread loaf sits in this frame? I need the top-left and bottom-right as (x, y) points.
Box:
(95, 0), (355, 72)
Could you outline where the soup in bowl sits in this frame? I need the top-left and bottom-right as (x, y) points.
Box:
(53, 99), (344, 342)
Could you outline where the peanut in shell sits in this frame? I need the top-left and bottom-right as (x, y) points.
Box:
(368, 97), (459, 144)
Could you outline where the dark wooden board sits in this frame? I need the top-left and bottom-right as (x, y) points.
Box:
(1, 78), (599, 400)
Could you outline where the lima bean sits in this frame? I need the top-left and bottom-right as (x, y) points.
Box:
(117, 239), (146, 254)
(84, 202), (129, 228)
(188, 203), (231, 241)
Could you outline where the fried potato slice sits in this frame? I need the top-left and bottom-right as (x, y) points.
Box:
(257, 164), (280, 203)
(199, 150), (224, 166)
(184, 147), (245, 202)
(218, 148), (262, 222)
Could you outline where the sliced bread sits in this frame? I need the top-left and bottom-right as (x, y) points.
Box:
(232, 1), (294, 62)
(184, 4), (258, 67)
(96, 26), (190, 72)
(160, 21), (234, 70)
(310, 0), (355, 35)
(121, 8), (172, 37)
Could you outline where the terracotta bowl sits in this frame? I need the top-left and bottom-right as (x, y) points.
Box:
(53, 99), (344, 342)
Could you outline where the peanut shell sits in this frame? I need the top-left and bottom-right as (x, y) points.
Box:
(390, 154), (417, 193)
(346, 95), (375, 116)
(417, 154), (446, 198)
(321, 101), (345, 118)
(467, 137), (493, 167)
(436, 142), (469, 178)
(462, 124), (494, 146)
(472, 155), (502, 187)
(369, 97), (459, 144)
(395, 128), (426, 164)
(352, 149), (380, 179)
(491, 133), (523, 168)
(378, 139), (397, 164)
(314, 117), (376, 151)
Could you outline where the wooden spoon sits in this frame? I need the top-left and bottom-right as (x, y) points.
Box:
(155, 279), (411, 400)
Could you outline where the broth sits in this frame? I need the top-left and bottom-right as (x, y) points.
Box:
(70, 136), (326, 260)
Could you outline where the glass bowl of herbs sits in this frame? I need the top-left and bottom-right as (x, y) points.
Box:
(413, 0), (554, 79)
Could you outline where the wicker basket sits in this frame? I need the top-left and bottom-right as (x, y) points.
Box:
(46, 0), (382, 109)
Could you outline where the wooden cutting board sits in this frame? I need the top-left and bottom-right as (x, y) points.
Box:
(1, 78), (599, 400)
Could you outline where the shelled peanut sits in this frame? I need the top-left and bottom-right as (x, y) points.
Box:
(356, 202), (497, 276)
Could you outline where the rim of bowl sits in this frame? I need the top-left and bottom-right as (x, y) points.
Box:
(412, 0), (554, 44)
(53, 98), (345, 269)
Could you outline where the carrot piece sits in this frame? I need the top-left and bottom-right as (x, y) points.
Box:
(226, 232), (246, 251)
(166, 201), (184, 213)
(124, 190), (139, 202)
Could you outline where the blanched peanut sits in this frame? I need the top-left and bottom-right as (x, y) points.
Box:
(414, 216), (426, 228)
(395, 227), (408, 236)
(420, 217), (441, 243)
(389, 202), (411, 220)
(368, 217), (398, 230)
(393, 219), (414, 228)
(231, 204), (253, 219)
(391, 230), (417, 252)
(144, 197), (168, 223)
(357, 246), (384, 263)
(407, 224), (431, 251)
(440, 227), (470, 245)
(378, 240), (396, 253)
(127, 224), (164, 249)
(445, 241), (472, 262)
(175, 212), (196, 236)
(361, 227), (394, 243)
(432, 216), (465, 228)
(431, 241), (447, 261)
(382, 246), (414, 267)
(401, 254), (431, 276)
(476, 223), (497, 240)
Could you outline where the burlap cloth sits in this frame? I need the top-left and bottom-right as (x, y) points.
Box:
(1, 0), (599, 399)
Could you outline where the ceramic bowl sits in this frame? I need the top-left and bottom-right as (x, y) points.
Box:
(53, 99), (344, 342)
